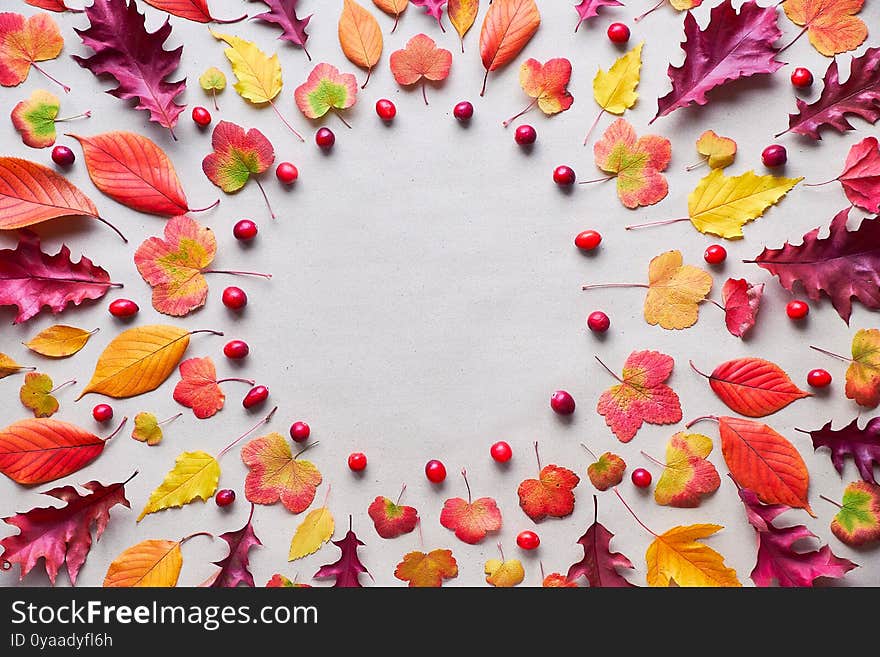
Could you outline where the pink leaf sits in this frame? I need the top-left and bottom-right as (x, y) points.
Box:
(838, 136), (880, 213)
(721, 278), (763, 338)
(410, 0), (447, 29)
(250, 0), (312, 59)
(574, 0), (623, 32)
(205, 504), (261, 588)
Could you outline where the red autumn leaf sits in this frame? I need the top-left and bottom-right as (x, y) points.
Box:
(574, 0), (622, 32)
(410, 0), (448, 29)
(73, 0), (186, 137)
(313, 519), (371, 587)
(691, 358), (810, 418)
(543, 573), (577, 587)
(805, 417), (880, 484)
(389, 33), (452, 104)
(367, 495), (418, 538)
(653, 0), (783, 121)
(25, 0), (80, 11)
(835, 136), (880, 212)
(738, 486), (856, 587)
(0, 231), (114, 325)
(394, 549), (458, 587)
(586, 451), (626, 491)
(0, 475), (133, 585)
(439, 473), (502, 544)
(204, 504), (261, 588)
(251, 0), (312, 59)
(779, 46), (880, 139)
(721, 277), (763, 338)
(566, 496), (636, 587)
(748, 207), (880, 324)
(172, 357), (226, 419)
(265, 573), (310, 587)
(142, 0), (246, 23)
(518, 463), (580, 522)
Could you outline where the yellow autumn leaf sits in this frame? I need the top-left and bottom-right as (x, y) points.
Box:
(339, 0), (383, 86)
(103, 539), (183, 587)
(687, 169), (803, 239)
(0, 353), (33, 379)
(644, 250), (713, 330)
(646, 524), (740, 587)
(449, 0), (479, 51)
(24, 325), (97, 358)
(138, 451), (220, 521)
(485, 558), (525, 587)
(593, 42), (643, 115)
(19, 372), (61, 418)
(211, 30), (282, 105)
(77, 325), (192, 400)
(695, 130), (736, 169)
(288, 506), (335, 561)
(131, 411), (180, 446)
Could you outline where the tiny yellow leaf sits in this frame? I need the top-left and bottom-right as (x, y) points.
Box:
(593, 42), (643, 115)
(199, 66), (227, 92)
(131, 412), (162, 446)
(484, 557), (525, 587)
(103, 539), (183, 587)
(288, 506), (335, 561)
(0, 353), (33, 379)
(138, 451), (220, 521)
(24, 325), (97, 358)
(644, 250), (713, 330)
(695, 130), (736, 169)
(210, 31), (283, 105)
(19, 372), (60, 417)
(646, 524), (740, 587)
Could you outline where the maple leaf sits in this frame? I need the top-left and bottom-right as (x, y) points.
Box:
(368, 493), (418, 538)
(567, 496), (636, 587)
(738, 486), (856, 587)
(73, 0), (185, 137)
(593, 118), (670, 208)
(643, 250), (713, 329)
(11, 89), (63, 149)
(653, 0), (783, 121)
(20, 372), (65, 418)
(313, 518), (371, 587)
(574, 0), (622, 32)
(390, 34), (452, 105)
(394, 549), (458, 587)
(647, 524), (741, 587)
(202, 121), (276, 216)
(826, 481), (880, 547)
(651, 432), (720, 507)
(517, 460), (580, 522)
(173, 357), (230, 419)
(0, 474), (133, 585)
(439, 471), (502, 544)
(294, 63), (358, 120)
(805, 417), (880, 484)
(206, 504), (262, 588)
(250, 0), (312, 59)
(485, 556), (525, 587)
(782, 0), (866, 57)
(596, 350), (682, 443)
(695, 130), (736, 169)
(0, 231), (114, 324)
(720, 278), (763, 338)
(241, 432), (321, 513)
(503, 57), (573, 127)
(586, 451), (626, 491)
(0, 13), (66, 91)
(833, 136), (880, 213)
(410, 0), (448, 29)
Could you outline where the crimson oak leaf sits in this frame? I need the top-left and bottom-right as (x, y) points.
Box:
(204, 504), (261, 588)
(574, 0), (623, 32)
(566, 496), (636, 587)
(804, 418), (880, 485)
(250, 0), (312, 59)
(313, 518), (371, 587)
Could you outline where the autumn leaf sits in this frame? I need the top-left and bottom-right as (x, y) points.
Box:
(390, 33), (452, 104)
(805, 417), (880, 484)
(694, 130), (736, 169)
(288, 506), (334, 560)
(832, 136), (880, 213)
(20, 372), (71, 418)
(588, 43), (642, 142)
(0, 354), (34, 379)
(199, 66), (226, 110)
(592, 119), (670, 208)
(596, 350), (682, 442)
(139, 451), (220, 521)
(242, 433), (321, 513)
(411, 0), (448, 29)
(644, 250), (712, 329)
(840, 329), (880, 407)
(205, 504), (261, 587)
(720, 278), (763, 338)
(502, 57), (572, 127)
(646, 524), (740, 587)
(567, 496), (635, 587)
(294, 63), (358, 120)
(439, 471), (502, 544)
(395, 549), (458, 587)
(131, 411), (180, 446)
(585, 450), (626, 491)
(826, 481), (880, 546)
(143, 0), (246, 23)
(338, 0), (383, 88)
(265, 573), (310, 587)
(173, 356), (242, 419)
(485, 556), (524, 587)
(104, 537), (191, 587)
(574, 0), (622, 32)
(251, 0), (312, 59)
(11, 89), (66, 148)
(373, 0), (407, 32)
(543, 573), (577, 587)
(634, 0), (702, 21)
(313, 519), (370, 587)
(650, 432), (720, 507)
(448, 0), (477, 50)
(367, 493), (418, 538)
(518, 457), (580, 521)
(0, 12), (66, 91)
(24, 325), (97, 358)
(479, 0), (540, 96)
(782, 0), (866, 56)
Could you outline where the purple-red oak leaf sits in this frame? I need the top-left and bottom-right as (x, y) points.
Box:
(748, 207), (880, 324)
(806, 418), (880, 485)
(73, 0), (186, 138)
(313, 520), (370, 587)
(0, 231), (114, 324)
(653, 0), (783, 121)
(410, 0), (447, 29)
(566, 497), (636, 587)
(574, 0), (623, 32)
(250, 0), (312, 60)
(204, 504), (261, 588)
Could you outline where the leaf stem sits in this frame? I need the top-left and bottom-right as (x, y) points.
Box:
(594, 355), (624, 384)
(501, 98), (537, 127)
(819, 494), (843, 509)
(689, 360), (713, 380)
(49, 378), (76, 394)
(778, 26), (807, 54)
(362, 67), (373, 90)
(685, 415), (719, 429)
(582, 282), (648, 290)
(634, 0), (666, 22)
(392, 13), (400, 33)
(685, 158), (707, 172)
(708, 299), (726, 311)
(625, 217), (690, 231)
(480, 69), (489, 97)
(612, 488), (657, 537)
(104, 416), (128, 442)
(158, 412), (183, 426)
(803, 177), (839, 187)
(95, 215), (128, 243)
(461, 468), (472, 504)
(213, 14), (248, 25)
(533, 441), (542, 472)
(216, 377), (256, 386)
(793, 427), (811, 435)
(254, 178), (276, 220)
(179, 531), (212, 545)
(212, 90), (219, 111)
(580, 443), (598, 461)
(188, 329), (224, 338)
(335, 109), (352, 129)
(31, 63), (70, 93)
(294, 440), (319, 461)
(640, 450), (666, 468)
(396, 483), (407, 505)
(809, 345), (851, 363)
(203, 269), (272, 279)
(268, 100), (304, 141)
(422, 81), (429, 106)
(189, 199), (220, 213)
(55, 111), (91, 123)
(578, 175), (615, 185)
(217, 406), (277, 459)
(583, 109), (605, 145)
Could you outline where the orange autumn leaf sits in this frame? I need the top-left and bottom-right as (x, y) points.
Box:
(372, 0), (407, 32)
(394, 549), (458, 587)
(517, 463), (579, 521)
(389, 34), (452, 104)
(587, 451), (626, 490)
(440, 477), (502, 545)
(172, 357), (225, 419)
(543, 573), (578, 587)
(0, 13), (65, 90)
(644, 250), (713, 330)
(479, 0), (540, 96)
(503, 57), (573, 127)
(652, 432), (721, 507)
(103, 539), (183, 587)
(241, 433), (321, 514)
(338, 0), (383, 87)
(783, 0), (866, 56)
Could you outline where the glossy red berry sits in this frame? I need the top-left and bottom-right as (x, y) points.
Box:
(376, 98), (396, 121)
(290, 421), (310, 443)
(51, 145), (75, 167)
(222, 286), (247, 310)
(108, 298), (139, 318)
(215, 489), (235, 507)
(790, 67), (813, 88)
(607, 22), (630, 43)
(92, 403), (113, 422)
(490, 441), (512, 463)
(276, 162), (298, 184)
(587, 311), (610, 333)
(192, 106), (211, 127)
(348, 452), (367, 471)
(704, 244), (727, 265)
(550, 390), (576, 415)
(242, 385), (269, 409)
(807, 368), (832, 388)
(223, 339), (249, 360)
(786, 299), (809, 320)
(553, 165), (576, 186)
(762, 144), (787, 168)
(514, 124), (537, 145)
(453, 101), (474, 121)
(233, 219), (258, 241)
(516, 530), (540, 550)
(315, 127), (335, 149)
(631, 467), (652, 488)
(425, 459), (447, 483)
(574, 230), (602, 251)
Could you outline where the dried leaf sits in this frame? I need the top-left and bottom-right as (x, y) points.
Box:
(587, 452), (626, 491)
(0, 13), (64, 89)
(202, 121), (275, 194)
(828, 481), (880, 546)
(199, 66), (226, 109)
(574, 0), (622, 31)
(288, 506), (334, 560)
(806, 417), (880, 484)
(695, 130), (736, 169)
(440, 494), (502, 544)
(294, 63), (358, 119)
(389, 33), (452, 103)
(0, 354), (32, 379)
(241, 433), (321, 513)
(479, 0), (540, 95)
(131, 412), (164, 446)
(367, 495), (418, 538)
(251, 0), (312, 58)
(143, 0), (245, 23)
(516, 57), (573, 117)
(644, 250), (712, 330)
(653, 432), (721, 507)
(395, 549), (457, 587)
(593, 119), (671, 208)
(593, 43), (642, 115)
(646, 524), (740, 587)
(567, 497), (635, 587)
(139, 451), (220, 521)
(837, 136), (880, 213)
(211, 30), (282, 105)
(20, 372), (61, 418)
(338, 0), (383, 87)
(782, 0), (866, 56)
(24, 325), (96, 358)
(484, 557), (524, 587)
(721, 278), (763, 338)
(11, 89), (61, 148)
(313, 522), (370, 587)
(845, 328), (880, 407)
(103, 539), (183, 587)
(172, 357), (226, 419)
(448, 0), (478, 49)
(206, 505), (261, 587)
(517, 464), (579, 521)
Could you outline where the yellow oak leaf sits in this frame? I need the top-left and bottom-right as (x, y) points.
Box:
(24, 325), (97, 358)
(339, 0), (383, 87)
(395, 549), (458, 587)
(783, 0), (866, 56)
(485, 557), (525, 587)
(211, 30), (282, 105)
(695, 130), (736, 169)
(0, 353), (33, 379)
(138, 451), (220, 521)
(19, 372), (61, 417)
(593, 42), (643, 115)
(289, 506), (335, 561)
(653, 432), (721, 507)
(644, 250), (713, 330)
(103, 539), (183, 587)
(646, 524), (740, 587)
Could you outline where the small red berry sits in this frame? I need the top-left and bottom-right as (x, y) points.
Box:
(791, 67), (813, 88)
(704, 244), (727, 265)
(222, 286), (247, 310)
(223, 339), (249, 360)
(425, 459), (447, 483)
(514, 124), (537, 145)
(290, 421), (310, 443)
(807, 368), (832, 388)
(92, 403), (113, 422)
(631, 467), (652, 488)
(587, 311), (610, 333)
(191, 106), (211, 127)
(275, 162), (298, 184)
(550, 390), (576, 415)
(242, 385), (269, 409)
(108, 298), (139, 318)
(490, 441), (512, 463)
(51, 145), (75, 167)
(516, 530), (540, 550)
(762, 144), (787, 168)
(376, 98), (396, 121)
(348, 452), (367, 471)
(574, 230), (602, 251)
(215, 489), (235, 507)
(453, 101), (474, 121)
(786, 299), (809, 320)
(315, 127), (335, 149)
(553, 165), (576, 186)
(607, 22), (630, 43)
(233, 219), (258, 241)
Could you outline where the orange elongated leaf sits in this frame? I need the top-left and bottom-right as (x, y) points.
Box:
(479, 0), (540, 96)
(394, 549), (458, 587)
(338, 0), (383, 87)
(782, 0), (866, 57)
(0, 354), (34, 379)
(0, 13), (66, 90)
(103, 538), (183, 587)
